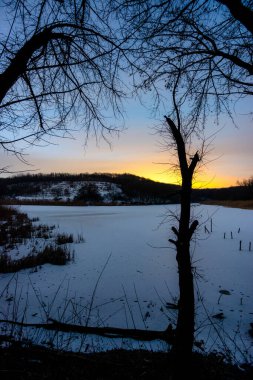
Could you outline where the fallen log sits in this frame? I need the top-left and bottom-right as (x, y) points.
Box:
(0, 318), (174, 343)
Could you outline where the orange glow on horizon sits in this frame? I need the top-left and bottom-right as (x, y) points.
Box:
(40, 166), (237, 189)
(153, 174), (236, 188)
(112, 165), (238, 189)
(106, 161), (236, 188)
(141, 172), (237, 189)
(33, 156), (239, 189)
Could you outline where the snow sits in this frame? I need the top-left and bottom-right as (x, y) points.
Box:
(0, 204), (252, 364)
(14, 180), (123, 203)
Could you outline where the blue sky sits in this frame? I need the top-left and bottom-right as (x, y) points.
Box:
(0, 1), (252, 187)
(1, 94), (252, 188)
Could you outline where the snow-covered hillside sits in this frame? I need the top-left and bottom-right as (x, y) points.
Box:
(0, 173), (180, 204)
(15, 181), (124, 203)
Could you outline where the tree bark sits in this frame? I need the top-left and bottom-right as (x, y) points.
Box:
(217, 0), (253, 35)
(172, 179), (196, 376)
(0, 27), (71, 105)
(165, 117), (199, 378)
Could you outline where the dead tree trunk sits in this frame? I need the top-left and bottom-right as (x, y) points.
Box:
(165, 116), (199, 376)
(0, 318), (174, 343)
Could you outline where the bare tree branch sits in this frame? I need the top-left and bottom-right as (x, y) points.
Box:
(0, 0), (127, 160)
(115, 0), (253, 129)
(217, 0), (253, 35)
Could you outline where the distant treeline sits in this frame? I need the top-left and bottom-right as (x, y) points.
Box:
(193, 186), (253, 202)
(0, 173), (252, 203)
(0, 173), (181, 204)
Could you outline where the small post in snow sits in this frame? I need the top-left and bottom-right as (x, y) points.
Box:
(205, 226), (209, 234)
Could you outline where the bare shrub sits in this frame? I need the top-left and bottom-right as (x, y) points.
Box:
(0, 245), (71, 273)
(56, 234), (74, 245)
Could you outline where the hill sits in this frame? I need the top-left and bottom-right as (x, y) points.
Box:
(0, 173), (180, 205)
(1, 172), (252, 205)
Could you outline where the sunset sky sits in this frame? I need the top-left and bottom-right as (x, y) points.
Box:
(0, 2), (252, 189)
(1, 95), (252, 188)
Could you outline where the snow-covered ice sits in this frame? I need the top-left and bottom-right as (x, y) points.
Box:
(0, 204), (252, 363)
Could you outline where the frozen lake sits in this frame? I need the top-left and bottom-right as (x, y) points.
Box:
(0, 204), (252, 363)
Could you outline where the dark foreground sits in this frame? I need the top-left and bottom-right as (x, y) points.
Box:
(0, 344), (252, 380)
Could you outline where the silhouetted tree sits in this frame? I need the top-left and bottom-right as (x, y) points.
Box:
(0, 0), (125, 165)
(113, 1), (252, 377)
(75, 183), (103, 203)
(157, 75), (205, 375)
(115, 0), (253, 127)
(162, 115), (201, 378)
(237, 176), (253, 199)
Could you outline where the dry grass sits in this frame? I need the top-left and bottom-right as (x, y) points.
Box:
(0, 205), (73, 273)
(0, 344), (252, 380)
(201, 200), (253, 210)
(0, 245), (71, 273)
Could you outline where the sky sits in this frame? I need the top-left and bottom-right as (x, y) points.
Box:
(1, 94), (252, 188)
(0, 2), (252, 188)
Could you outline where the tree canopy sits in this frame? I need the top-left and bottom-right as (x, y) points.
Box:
(115, 0), (253, 129)
(0, 0), (125, 164)
(0, 0), (252, 171)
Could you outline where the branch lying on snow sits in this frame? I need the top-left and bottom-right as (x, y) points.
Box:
(0, 318), (174, 343)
